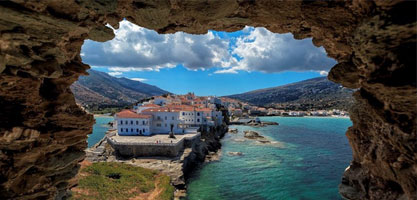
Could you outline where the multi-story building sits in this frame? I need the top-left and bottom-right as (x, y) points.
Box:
(115, 110), (152, 136)
(142, 107), (184, 134)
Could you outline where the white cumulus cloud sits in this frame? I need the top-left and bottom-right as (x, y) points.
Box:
(218, 27), (337, 74)
(82, 20), (232, 71)
(319, 71), (329, 76)
(108, 71), (122, 76)
(130, 78), (147, 82)
(81, 21), (336, 75)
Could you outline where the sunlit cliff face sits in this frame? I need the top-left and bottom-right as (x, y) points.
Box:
(0, 1), (415, 199)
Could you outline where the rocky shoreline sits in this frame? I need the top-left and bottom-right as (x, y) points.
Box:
(229, 118), (279, 127)
(85, 124), (228, 199)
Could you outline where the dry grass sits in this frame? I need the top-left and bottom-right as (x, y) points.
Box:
(71, 162), (174, 200)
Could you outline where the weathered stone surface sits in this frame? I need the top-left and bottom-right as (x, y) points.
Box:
(0, 0), (415, 199)
(243, 130), (263, 139)
(228, 151), (243, 156)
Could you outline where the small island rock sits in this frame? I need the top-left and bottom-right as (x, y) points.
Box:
(229, 128), (238, 133)
(243, 130), (264, 139)
(228, 151), (243, 156)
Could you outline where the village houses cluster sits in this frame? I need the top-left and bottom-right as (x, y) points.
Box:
(115, 93), (224, 136)
(220, 97), (349, 118)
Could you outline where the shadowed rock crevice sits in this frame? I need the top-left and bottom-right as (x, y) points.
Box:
(0, 1), (415, 199)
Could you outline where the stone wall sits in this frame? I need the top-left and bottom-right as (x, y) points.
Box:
(184, 133), (201, 148)
(109, 139), (185, 157)
(0, 1), (415, 199)
(107, 133), (200, 157)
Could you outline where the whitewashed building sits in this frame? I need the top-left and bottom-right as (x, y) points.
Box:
(179, 109), (204, 127)
(208, 96), (222, 105)
(115, 110), (152, 136)
(141, 107), (184, 134)
(153, 97), (170, 106)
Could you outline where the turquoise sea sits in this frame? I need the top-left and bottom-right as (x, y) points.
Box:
(88, 116), (114, 148)
(186, 116), (352, 200)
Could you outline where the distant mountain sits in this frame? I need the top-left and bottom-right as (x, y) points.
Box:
(227, 77), (354, 111)
(70, 69), (169, 107)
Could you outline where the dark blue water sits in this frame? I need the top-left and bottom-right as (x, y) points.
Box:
(187, 116), (352, 200)
(88, 116), (114, 147)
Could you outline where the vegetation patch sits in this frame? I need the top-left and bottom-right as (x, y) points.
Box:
(88, 105), (126, 115)
(71, 162), (174, 200)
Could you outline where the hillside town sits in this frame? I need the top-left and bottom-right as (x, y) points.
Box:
(219, 97), (349, 118)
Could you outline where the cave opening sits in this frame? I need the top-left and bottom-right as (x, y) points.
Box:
(0, 1), (415, 200)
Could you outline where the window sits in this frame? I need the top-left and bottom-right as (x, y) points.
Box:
(131, 128), (133, 132)
(125, 120), (128, 124)
(120, 128), (123, 132)
(165, 116), (167, 120)
(143, 128), (146, 132)
(136, 128), (139, 132)
(165, 123), (167, 127)
(197, 119), (200, 122)
(157, 116), (161, 120)
(142, 120), (145, 125)
(172, 116), (175, 120)
(131, 121), (133, 125)
(136, 121), (138, 125)
(197, 112), (200, 116)
(126, 128), (128, 132)
(182, 112), (185, 116)
(120, 120), (123, 125)
(157, 123), (161, 127)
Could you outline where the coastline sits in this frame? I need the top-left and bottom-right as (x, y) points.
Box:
(93, 114), (114, 118)
(260, 115), (350, 119)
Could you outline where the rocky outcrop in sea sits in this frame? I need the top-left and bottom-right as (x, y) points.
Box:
(243, 130), (273, 144)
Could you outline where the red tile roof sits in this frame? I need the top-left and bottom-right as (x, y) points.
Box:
(167, 105), (196, 111)
(196, 108), (212, 112)
(143, 104), (160, 107)
(142, 105), (200, 112)
(142, 107), (181, 113)
(116, 110), (152, 119)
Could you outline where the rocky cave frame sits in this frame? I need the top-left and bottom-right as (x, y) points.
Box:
(0, 1), (416, 199)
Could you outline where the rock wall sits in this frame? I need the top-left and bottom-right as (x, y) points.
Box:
(182, 124), (228, 180)
(0, 1), (415, 199)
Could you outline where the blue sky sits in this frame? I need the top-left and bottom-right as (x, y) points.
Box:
(81, 20), (337, 96)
